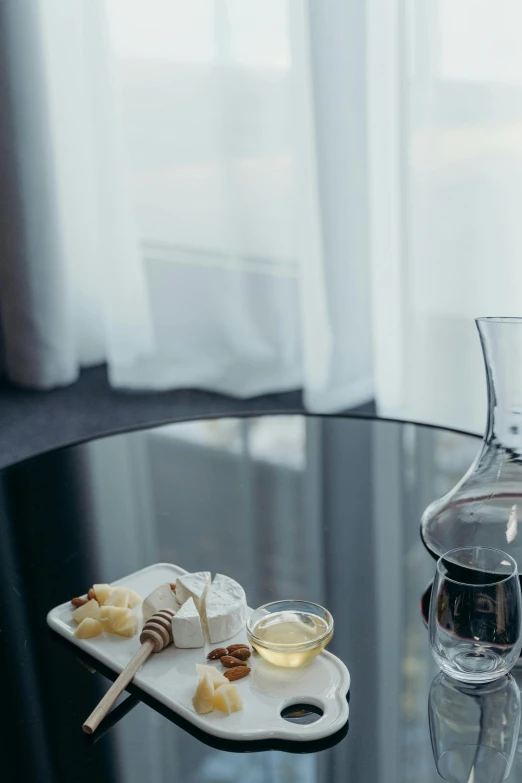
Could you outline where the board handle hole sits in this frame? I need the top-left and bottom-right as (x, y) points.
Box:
(280, 703), (324, 725)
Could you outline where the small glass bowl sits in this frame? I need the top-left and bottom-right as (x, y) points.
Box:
(246, 600), (334, 668)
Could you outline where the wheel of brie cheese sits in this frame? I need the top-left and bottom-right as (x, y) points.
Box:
(205, 573), (247, 644)
(142, 571), (248, 648)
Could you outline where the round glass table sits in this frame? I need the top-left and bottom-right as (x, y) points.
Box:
(3, 413), (518, 783)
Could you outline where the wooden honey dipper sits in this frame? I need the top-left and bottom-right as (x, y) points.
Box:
(82, 609), (175, 734)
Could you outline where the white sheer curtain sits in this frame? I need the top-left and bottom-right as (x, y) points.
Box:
(0, 0), (373, 410)
(4, 0), (521, 429)
(1, 0), (372, 410)
(104, 0), (314, 397)
(99, 0), (373, 411)
(11, 0), (362, 410)
(369, 0), (522, 433)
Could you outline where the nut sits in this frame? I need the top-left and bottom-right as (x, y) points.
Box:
(227, 644), (250, 654)
(169, 583), (176, 592)
(207, 647), (228, 660)
(87, 588), (96, 601)
(224, 666), (251, 682)
(221, 655), (248, 668)
(71, 597), (88, 607)
(232, 647), (251, 661)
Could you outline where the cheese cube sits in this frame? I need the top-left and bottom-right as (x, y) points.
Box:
(72, 599), (100, 624)
(196, 664), (228, 689)
(100, 606), (132, 634)
(104, 587), (130, 608)
(74, 618), (103, 639)
(93, 584), (112, 606)
(192, 673), (215, 715)
(213, 684), (243, 715)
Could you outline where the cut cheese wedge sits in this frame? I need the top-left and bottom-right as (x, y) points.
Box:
(93, 584), (112, 606)
(176, 572), (210, 613)
(213, 684), (243, 715)
(114, 615), (138, 637)
(72, 599), (100, 625)
(204, 573), (247, 643)
(172, 597), (204, 648)
(192, 673), (215, 714)
(196, 664), (228, 689)
(100, 606), (132, 634)
(104, 587), (129, 608)
(142, 583), (179, 621)
(75, 617), (103, 639)
(126, 588), (142, 609)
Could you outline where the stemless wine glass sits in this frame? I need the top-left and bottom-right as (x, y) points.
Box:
(429, 547), (522, 682)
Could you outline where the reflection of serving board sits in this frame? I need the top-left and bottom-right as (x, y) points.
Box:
(47, 563), (350, 741)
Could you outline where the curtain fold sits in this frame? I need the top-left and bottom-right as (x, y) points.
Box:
(0, 0), (77, 388)
(304, 0), (373, 410)
(0, 0), (152, 389)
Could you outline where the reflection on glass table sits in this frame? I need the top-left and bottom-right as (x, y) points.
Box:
(429, 672), (521, 783)
(2, 413), (498, 782)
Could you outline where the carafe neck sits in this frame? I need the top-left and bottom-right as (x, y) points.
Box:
(478, 318), (522, 453)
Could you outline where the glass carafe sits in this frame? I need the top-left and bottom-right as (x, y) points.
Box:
(421, 318), (522, 572)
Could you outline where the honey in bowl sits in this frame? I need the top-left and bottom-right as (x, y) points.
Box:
(247, 601), (334, 668)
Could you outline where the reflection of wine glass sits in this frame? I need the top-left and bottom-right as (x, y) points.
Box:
(429, 672), (521, 783)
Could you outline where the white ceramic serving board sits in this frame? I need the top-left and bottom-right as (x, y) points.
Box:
(47, 563), (350, 741)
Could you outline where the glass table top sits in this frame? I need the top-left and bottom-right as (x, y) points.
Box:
(3, 413), (515, 783)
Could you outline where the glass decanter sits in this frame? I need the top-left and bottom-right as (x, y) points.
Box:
(421, 317), (522, 572)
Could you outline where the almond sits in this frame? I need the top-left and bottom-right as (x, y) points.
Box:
(221, 655), (248, 668)
(227, 644), (250, 654)
(71, 597), (88, 607)
(224, 666), (251, 682)
(207, 647), (228, 660)
(87, 588), (96, 601)
(232, 647), (251, 661)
